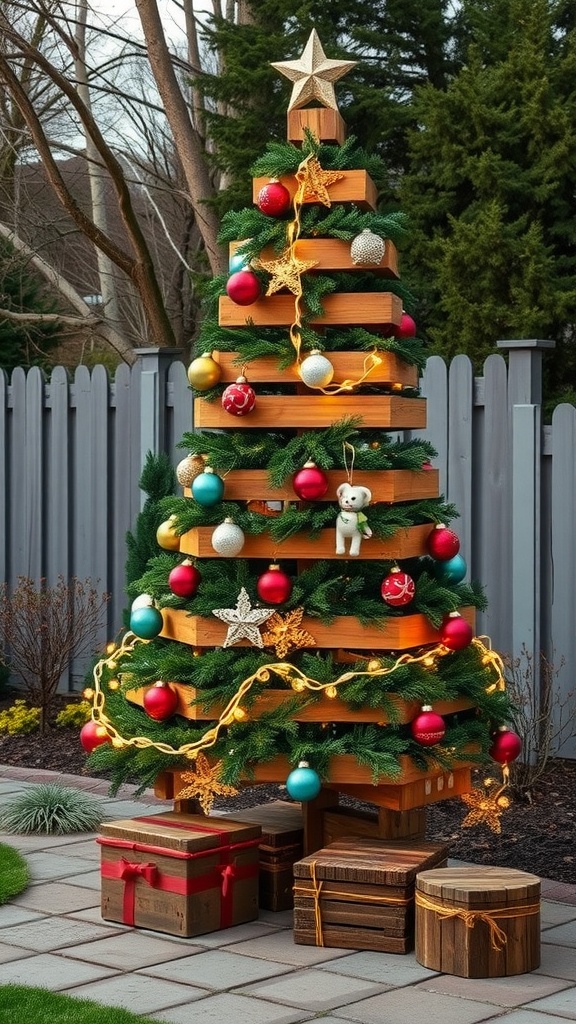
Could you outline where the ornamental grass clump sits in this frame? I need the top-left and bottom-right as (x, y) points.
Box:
(0, 783), (104, 835)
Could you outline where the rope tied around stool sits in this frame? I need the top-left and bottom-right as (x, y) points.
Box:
(415, 891), (540, 951)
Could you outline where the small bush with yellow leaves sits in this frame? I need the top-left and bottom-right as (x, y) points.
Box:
(0, 700), (41, 735)
(55, 701), (92, 729)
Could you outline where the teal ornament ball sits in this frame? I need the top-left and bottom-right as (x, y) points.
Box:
(286, 761), (321, 802)
(130, 605), (163, 639)
(192, 468), (225, 507)
(229, 251), (249, 273)
(433, 553), (467, 584)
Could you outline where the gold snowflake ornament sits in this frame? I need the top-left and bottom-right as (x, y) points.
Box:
(178, 753), (239, 815)
(460, 780), (511, 834)
(262, 607), (316, 659)
(271, 29), (356, 112)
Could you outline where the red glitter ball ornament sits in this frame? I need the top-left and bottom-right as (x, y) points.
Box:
(489, 727), (522, 764)
(427, 524), (460, 561)
(143, 681), (179, 721)
(411, 706), (446, 746)
(292, 461), (329, 500)
(257, 564), (293, 604)
(381, 568), (415, 607)
(440, 612), (474, 650)
(226, 269), (261, 305)
(395, 311), (417, 338)
(80, 719), (110, 753)
(168, 561), (201, 598)
(257, 180), (292, 217)
(222, 376), (256, 416)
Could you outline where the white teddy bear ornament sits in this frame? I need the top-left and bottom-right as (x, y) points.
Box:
(335, 482), (373, 556)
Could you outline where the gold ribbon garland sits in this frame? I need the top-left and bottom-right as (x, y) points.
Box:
(414, 892), (540, 952)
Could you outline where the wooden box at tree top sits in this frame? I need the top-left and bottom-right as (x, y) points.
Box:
(293, 836), (449, 953)
(221, 801), (304, 912)
(98, 813), (261, 938)
(415, 866), (541, 977)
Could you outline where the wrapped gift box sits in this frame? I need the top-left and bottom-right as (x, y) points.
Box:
(415, 865), (541, 977)
(293, 836), (449, 953)
(98, 812), (261, 937)
(223, 801), (304, 911)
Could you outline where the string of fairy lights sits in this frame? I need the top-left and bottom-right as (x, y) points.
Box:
(85, 632), (506, 763)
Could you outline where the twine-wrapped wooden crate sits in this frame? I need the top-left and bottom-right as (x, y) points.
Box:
(415, 866), (541, 977)
(98, 812), (261, 938)
(293, 836), (449, 953)
(223, 801), (304, 912)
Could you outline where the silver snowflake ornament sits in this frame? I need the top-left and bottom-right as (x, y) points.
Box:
(212, 587), (274, 648)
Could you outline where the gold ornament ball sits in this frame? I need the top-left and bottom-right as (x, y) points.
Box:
(187, 352), (222, 391)
(156, 516), (181, 551)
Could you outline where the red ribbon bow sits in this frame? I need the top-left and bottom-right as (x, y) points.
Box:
(219, 862), (236, 899)
(119, 859), (158, 885)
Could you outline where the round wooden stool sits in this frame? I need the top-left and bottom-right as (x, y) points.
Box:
(415, 865), (541, 977)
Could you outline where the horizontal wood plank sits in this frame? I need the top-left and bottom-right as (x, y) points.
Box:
(252, 169), (378, 210)
(178, 523), (435, 560)
(233, 239), (399, 277)
(194, 395), (427, 430)
(184, 468), (438, 503)
(213, 349), (415, 385)
(218, 292), (402, 328)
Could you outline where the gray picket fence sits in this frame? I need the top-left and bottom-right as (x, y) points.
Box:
(1, 340), (574, 757)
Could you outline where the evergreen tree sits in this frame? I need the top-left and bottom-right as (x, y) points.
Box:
(400, 0), (576, 394)
(0, 240), (61, 370)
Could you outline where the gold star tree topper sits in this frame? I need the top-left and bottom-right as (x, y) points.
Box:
(178, 753), (239, 815)
(271, 29), (356, 112)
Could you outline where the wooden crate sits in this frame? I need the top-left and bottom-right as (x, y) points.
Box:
(415, 866), (541, 978)
(159, 606), (475, 652)
(194, 395), (426, 430)
(293, 836), (449, 953)
(213, 349), (414, 384)
(98, 813), (260, 937)
(252, 169), (378, 210)
(221, 801), (304, 912)
(218, 292), (402, 329)
(287, 107), (346, 145)
(238, 239), (399, 278)
(184, 467), (439, 503)
(178, 522), (434, 561)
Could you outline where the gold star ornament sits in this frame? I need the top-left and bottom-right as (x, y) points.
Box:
(255, 248), (318, 296)
(460, 778), (511, 834)
(271, 29), (356, 112)
(178, 753), (239, 815)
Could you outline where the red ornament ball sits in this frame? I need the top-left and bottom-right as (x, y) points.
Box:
(440, 613), (474, 650)
(143, 681), (179, 721)
(222, 376), (256, 416)
(257, 564), (293, 604)
(395, 311), (417, 338)
(490, 728), (522, 764)
(292, 461), (329, 500)
(168, 561), (201, 598)
(226, 269), (261, 306)
(80, 719), (110, 754)
(427, 524), (460, 561)
(381, 569), (415, 607)
(411, 706), (446, 746)
(257, 180), (292, 217)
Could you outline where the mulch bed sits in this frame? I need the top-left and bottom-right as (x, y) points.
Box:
(1, 694), (574, 884)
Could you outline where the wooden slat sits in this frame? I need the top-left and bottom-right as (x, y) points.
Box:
(178, 523), (434, 561)
(287, 107), (346, 144)
(329, 767), (473, 812)
(185, 468), (439, 503)
(218, 292), (402, 328)
(252, 169), (378, 210)
(126, 679), (476, 723)
(194, 395), (427, 430)
(213, 348), (415, 385)
(236, 239), (399, 278)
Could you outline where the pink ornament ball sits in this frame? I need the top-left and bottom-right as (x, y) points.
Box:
(257, 180), (292, 217)
(427, 524), (460, 561)
(440, 613), (474, 650)
(226, 270), (261, 306)
(292, 462), (329, 500)
(395, 312), (417, 338)
(168, 562), (201, 598)
(490, 728), (522, 764)
(411, 706), (446, 746)
(80, 719), (110, 754)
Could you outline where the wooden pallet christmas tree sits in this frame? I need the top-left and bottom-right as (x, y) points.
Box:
(84, 31), (518, 856)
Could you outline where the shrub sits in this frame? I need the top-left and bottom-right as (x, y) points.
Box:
(55, 700), (92, 728)
(0, 700), (41, 735)
(0, 783), (104, 834)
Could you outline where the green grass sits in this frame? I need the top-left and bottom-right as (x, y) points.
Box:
(0, 844), (29, 904)
(0, 784), (104, 835)
(0, 987), (158, 1023)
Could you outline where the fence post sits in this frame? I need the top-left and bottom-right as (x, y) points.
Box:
(134, 347), (183, 507)
(496, 340), (554, 760)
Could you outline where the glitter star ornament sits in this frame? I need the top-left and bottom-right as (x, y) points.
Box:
(178, 753), (239, 815)
(271, 29), (357, 111)
(299, 156), (343, 206)
(460, 779), (511, 834)
(255, 249), (318, 296)
(213, 587), (274, 648)
(262, 607), (316, 659)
